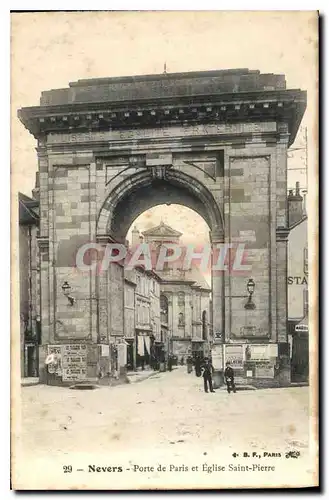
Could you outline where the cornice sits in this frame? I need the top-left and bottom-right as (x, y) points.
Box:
(18, 89), (306, 147)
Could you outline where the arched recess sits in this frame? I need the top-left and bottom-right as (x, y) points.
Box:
(96, 169), (223, 242)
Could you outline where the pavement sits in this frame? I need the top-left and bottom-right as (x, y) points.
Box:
(127, 368), (160, 384)
(13, 366), (317, 490)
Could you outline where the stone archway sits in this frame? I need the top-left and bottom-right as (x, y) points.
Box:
(18, 68), (306, 386)
(96, 165), (225, 349)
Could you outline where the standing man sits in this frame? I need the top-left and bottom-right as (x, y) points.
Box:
(187, 355), (193, 374)
(202, 358), (215, 393)
(167, 353), (173, 372)
(224, 361), (237, 394)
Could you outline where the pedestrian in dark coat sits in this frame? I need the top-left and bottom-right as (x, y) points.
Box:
(187, 355), (193, 374)
(194, 356), (202, 377)
(167, 353), (173, 372)
(224, 362), (236, 393)
(201, 358), (215, 393)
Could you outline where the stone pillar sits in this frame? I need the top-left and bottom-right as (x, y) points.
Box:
(96, 235), (110, 344)
(211, 228), (225, 342)
(37, 238), (50, 383)
(185, 292), (192, 338)
(167, 293), (173, 351)
(276, 227), (291, 385)
(171, 293), (177, 338)
(276, 228), (289, 342)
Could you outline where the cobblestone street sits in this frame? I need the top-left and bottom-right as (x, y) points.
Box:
(13, 366), (316, 490)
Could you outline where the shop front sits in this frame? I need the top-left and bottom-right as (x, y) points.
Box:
(136, 331), (154, 370)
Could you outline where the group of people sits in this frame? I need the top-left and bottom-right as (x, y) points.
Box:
(186, 355), (237, 394)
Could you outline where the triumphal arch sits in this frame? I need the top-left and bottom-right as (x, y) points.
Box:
(19, 69), (306, 386)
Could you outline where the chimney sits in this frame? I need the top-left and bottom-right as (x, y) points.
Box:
(302, 190), (307, 215)
(32, 172), (40, 201)
(288, 181), (304, 227)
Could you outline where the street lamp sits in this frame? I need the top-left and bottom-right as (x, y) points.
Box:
(245, 278), (256, 310)
(62, 281), (75, 306)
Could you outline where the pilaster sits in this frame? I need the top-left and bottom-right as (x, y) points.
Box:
(211, 228), (225, 342)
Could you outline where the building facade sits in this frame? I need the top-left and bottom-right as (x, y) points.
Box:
(19, 192), (40, 377)
(287, 183), (308, 382)
(18, 68), (306, 386)
(141, 222), (212, 361)
(124, 267), (161, 371)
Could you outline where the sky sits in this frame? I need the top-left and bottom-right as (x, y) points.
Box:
(11, 11), (318, 255)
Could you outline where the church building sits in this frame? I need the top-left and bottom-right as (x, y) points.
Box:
(132, 221), (212, 361)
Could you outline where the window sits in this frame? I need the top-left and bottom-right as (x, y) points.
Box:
(136, 275), (141, 293)
(160, 295), (168, 324)
(202, 310), (207, 340)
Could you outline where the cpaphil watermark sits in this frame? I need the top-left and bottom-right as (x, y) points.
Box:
(74, 242), (252, 275)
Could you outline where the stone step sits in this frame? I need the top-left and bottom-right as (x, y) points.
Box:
(21, 377), (39, 387)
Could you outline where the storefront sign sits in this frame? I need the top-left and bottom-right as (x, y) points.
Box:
(295, 324), (309, 332)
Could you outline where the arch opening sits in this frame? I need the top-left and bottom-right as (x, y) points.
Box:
(97, 169), (223, 243)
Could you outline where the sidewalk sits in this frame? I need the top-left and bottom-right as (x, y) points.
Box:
(127, 369), (159, 384)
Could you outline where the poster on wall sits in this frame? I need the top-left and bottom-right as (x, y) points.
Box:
(255, 364), (275, 379)
(47, 345), (63, 376)
(225, 344), (244, 368)
(61, 344), (87, 382)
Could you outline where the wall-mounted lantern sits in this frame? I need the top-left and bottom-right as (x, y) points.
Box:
(245, 278), (256, 310)
(62, 281), (75, 306)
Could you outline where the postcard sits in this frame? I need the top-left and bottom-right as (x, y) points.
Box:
(11, 10), (318, 490)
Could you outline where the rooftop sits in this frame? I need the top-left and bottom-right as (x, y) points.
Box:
(142, 221), (183, 238)
(19, 193), (39, 225)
